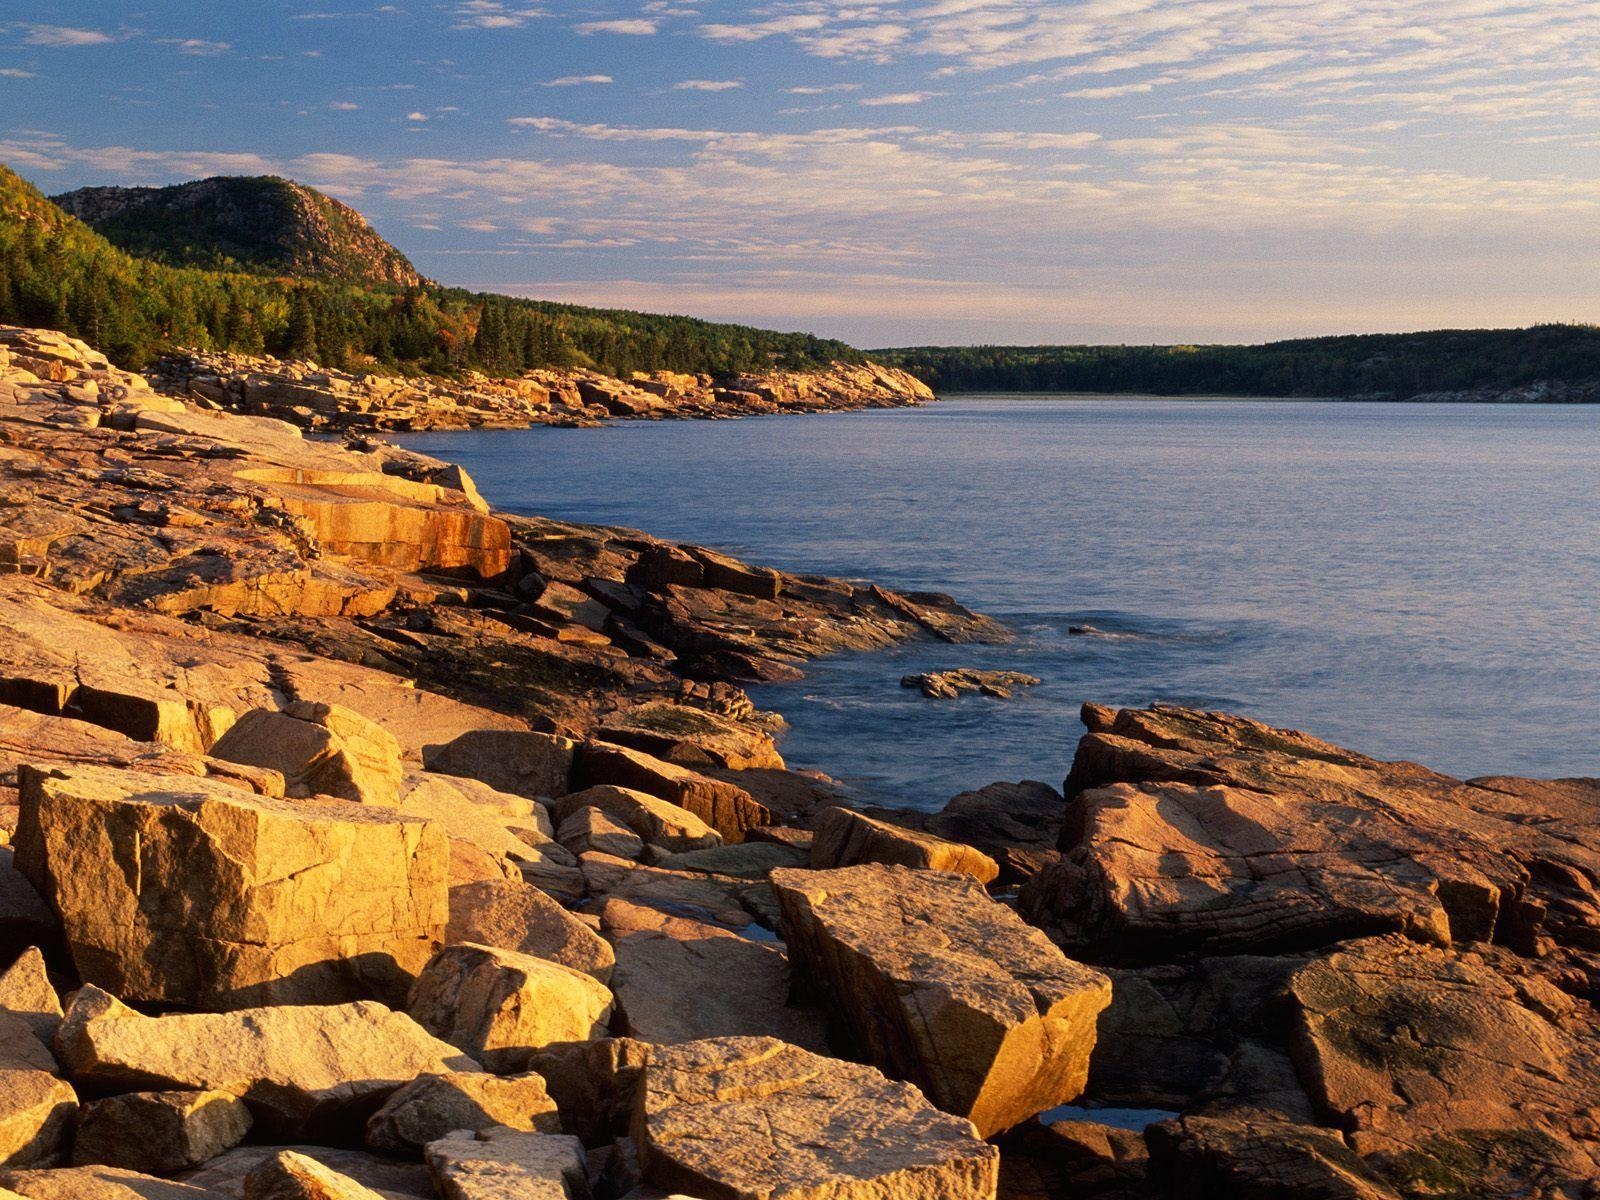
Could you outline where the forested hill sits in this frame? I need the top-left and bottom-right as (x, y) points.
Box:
(54, 176), (427, 289)
(0, 164), (860, 376)
(879, 327), (1600, 398)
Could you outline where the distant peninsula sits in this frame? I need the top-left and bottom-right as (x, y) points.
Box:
(876, 329), (1600, 402)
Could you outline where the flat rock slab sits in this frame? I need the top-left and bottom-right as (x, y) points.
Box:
(424, 1129), (589, 1200)
(0, 1166), (226, 1198)
(600, 899), (827, 1051)
(15, 764), (446, 1009)
(635, 1037), (998, 1200)
(772, 863), (1111, 1137)
(54, 986), (476, 1138)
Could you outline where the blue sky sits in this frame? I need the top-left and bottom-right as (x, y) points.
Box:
(3, 1), (1598, 346)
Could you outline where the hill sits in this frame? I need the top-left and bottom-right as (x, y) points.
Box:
(878, 328), (1600, 399)
(53, 175), (426, 289)
(0, 164), (860, 376)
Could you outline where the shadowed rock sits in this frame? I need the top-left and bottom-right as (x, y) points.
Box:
(73, 1091), (251, 1175)
(810, 806), (1000, 884)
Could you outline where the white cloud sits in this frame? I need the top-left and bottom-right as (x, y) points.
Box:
(574, 19), (659, 35)
(0, 68), (37, 78)
(160, 39), (232, 56)
(543, 74), (613, 86)
(859, 92), (938, 106)
(673, 79), (743, 91)
(329, 100), (360, 110)
(450, 2), (547, 30)
(407, 111), (429, 121)
(21, 25), (114, 47)
(788, 83), (861, 94)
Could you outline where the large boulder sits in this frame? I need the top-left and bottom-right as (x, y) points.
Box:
(207, 704), (401, 807)
(365, 1072), (560, 1155)
(241, 1150), (387, 1200)
(14, 764), (447, 1009)
(600, 899), (827, 1050)
(634, 1037), (998, 1200)
(423, 1129), (589, 1200)
(422, 732), (575, 801)
(73, 1091), (251, 1175)
(771, 864), (1111, 1137)
(573, 744), (770, 843)
(54, 986), (476, 1138)
(810, 806), (999, 884)
(553, 787), (719, 855)
(446, 879), (614, 983)
(408, 944), (613, 1073)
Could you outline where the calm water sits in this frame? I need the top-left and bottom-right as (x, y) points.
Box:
(396, 397), (1600, 809)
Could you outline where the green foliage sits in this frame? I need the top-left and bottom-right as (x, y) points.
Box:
(878, 329), (1600, 397)
(0, 164), (860, 376)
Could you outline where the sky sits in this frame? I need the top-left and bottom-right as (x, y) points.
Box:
(3, 2), (1599, 347)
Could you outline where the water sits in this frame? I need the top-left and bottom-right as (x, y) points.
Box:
(395, 397), (1600, 809)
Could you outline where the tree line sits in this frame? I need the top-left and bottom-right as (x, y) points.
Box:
(878, 327), (1600, 397)
(0, 165), (860, 376)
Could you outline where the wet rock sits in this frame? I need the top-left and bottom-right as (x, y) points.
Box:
(73, 1091), (251, 1175)
(446, 879), (614, 983)
(423, 1128), (589, 1200)
(54, 985), (475, 1138)
(901, 669), (1040, 700)
(635, 1036), (999, 1200)
(600, 899), (827, 1050)
(207, 704), (401, 807)
(15, 764), (447, 1008)
(553, 787), (720, 855)
(772, 863), (1112, 1137)
(366, 1072), (560, 1154)
(407, 943), (613, 1073)
(811, 806), (1000, 884)
(573, 744), (770, 843)
(422, 732), (575, 802)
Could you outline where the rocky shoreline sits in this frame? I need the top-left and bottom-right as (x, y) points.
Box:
(2, 323), (1599, 1199)
(152, 349), (937, 433)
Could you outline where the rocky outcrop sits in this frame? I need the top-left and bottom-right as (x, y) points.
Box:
(572, 745), (770, 843)
(73, 1092), (252, 1175)
(771, 864), (1112, 1137)
(445, 879), (615, 983)
(208, 704), (402, 807)
(364, 1072), (560, 1154)
(154, 350), (936, 435)
(15, 764), (447, 1009)
(634, 1037), (999, 1200)
(901, 669), (1040, 700)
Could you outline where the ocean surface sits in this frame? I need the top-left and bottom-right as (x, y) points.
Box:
(396, 397), (1600, 810)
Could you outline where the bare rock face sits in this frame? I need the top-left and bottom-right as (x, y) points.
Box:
(178, 1148), (433, 1199)
(810, 806), (1000, 884)
(520, 1039), (650, 1149)
(407, 944), (613, 1073)
(241, 1150), (388, 1200)
(1287, 936), (1600, 1191)
(446, 879), (614, 983)
(771, 864), (1112, 1137)
(73, 1091), (251, 1175)
(15, 764), (447, 1009)
(366, 1072), (560, 1155)
(557, 808), (644, 861)
(572, 744), (770, 843)
(54, 986), (476, 1138)
(0, 950), (60, 1044)
(423, 1129), (590, 1200)
(0, 852), (56, 966)
(599, 899), (827, 1051)
(0, 1030), (75, 1170)
(553, 787), (720, 855)
(0, 1165), (225, 1198)
(422, 732), (575, 802)
(208, 704), (401, 807)
(925, 780), (1064, 883)
(633, 1037), (999, 1200)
